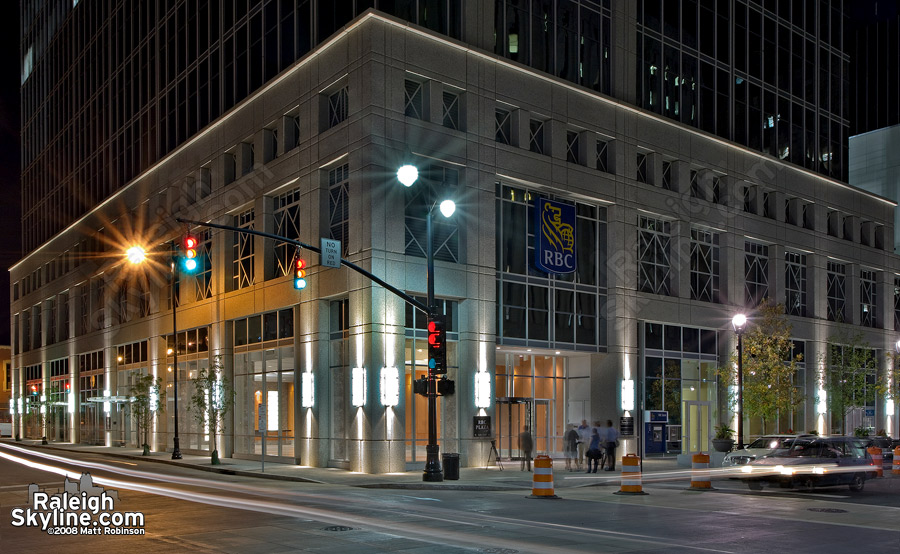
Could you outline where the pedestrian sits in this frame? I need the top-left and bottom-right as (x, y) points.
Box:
(586, 427), (602, 473)
(604, 419), (620, 471)
(518, 426), (534, 471)
(576, 419), (590, 471)
(563, 423), (578, 471)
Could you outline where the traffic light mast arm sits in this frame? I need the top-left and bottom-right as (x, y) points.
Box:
(175, 217), (431, 316)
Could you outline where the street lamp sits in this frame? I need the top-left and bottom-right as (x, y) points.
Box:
(126, 243), (183, 460)
(397, 164), (456, 482)
(732, 313), (747, 450)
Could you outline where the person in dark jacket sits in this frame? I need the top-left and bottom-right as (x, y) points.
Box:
(586, 428), (602, 473)
(563, 424), (579, 471)
(518, 427), (534, 471)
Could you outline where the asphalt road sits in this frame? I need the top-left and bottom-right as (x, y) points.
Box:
(1, 444), (898, 553)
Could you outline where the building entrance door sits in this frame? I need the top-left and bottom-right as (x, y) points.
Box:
(496, 397), (532, 459)
(683, 400), (711, 455)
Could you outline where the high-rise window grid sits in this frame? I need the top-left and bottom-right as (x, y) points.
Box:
(859, 269), (877, 328)
(329, 164), (350, 257)
(493, 1), (612, 95)
(193, 230), (213, 301)
(894, 277), (900, 332)
(635, 1), (848, 181)
(233, 209), (255, 290)
(745, 241), (769, 309)
(826, 261), (846, 322)
(638, 216), (671, 296)
(274, 187), (302, 277)
(690, 228), (719, 303)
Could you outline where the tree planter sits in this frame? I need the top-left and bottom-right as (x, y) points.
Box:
(712, 439), (734, 452)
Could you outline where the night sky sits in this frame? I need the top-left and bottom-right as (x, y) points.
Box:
(0, 3), (20, 347)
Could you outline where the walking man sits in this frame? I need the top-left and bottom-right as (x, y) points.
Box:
(576, 419), (590, 471)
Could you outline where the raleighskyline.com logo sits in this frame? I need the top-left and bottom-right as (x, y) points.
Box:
(10, 473), (145, 535)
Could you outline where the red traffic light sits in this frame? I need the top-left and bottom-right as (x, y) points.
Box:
(184, 235), (198, 249)
(427, 316), (447, 374)
(294, 257), (307, 289)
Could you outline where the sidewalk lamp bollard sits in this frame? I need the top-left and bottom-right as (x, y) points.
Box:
(397, 164), (456, 483)
(732, 313), (747, 451)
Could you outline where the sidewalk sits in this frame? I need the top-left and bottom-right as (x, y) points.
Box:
(1, 439), (684, 490)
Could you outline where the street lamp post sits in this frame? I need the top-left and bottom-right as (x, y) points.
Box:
(397, 164), (455, 482)
(732, 313), (747, 450)
(126, 243), (182, 459)
(169, 242), (183, 460)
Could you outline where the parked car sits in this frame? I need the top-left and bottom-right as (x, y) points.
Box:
(739, 436), (878, 492)
(722, 434), (812, 467)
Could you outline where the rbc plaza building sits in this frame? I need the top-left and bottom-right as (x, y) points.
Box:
(11, 1), (899, 471)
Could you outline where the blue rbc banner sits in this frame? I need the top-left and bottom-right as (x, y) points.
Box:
(534, 197), (576, 274)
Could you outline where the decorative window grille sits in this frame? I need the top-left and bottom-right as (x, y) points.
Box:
(637, 154), (648, 183)
(193, 230), (213, 301)
(60, 292), (69, 340)
(566, 131), (580, 164)
(529, 119), (544, 154)
(860, 270), (877, 328)
(233, 209), (255, 290)
(404, 80), (423, 119)
(743, 186), (752, 213)
(826, 261), (846, 322)
(690, 228), (720, 303)
(329, 164), (350, 257)
(785, 251), (807, 317)
(328, 86), (348, 128)
(274, 187), (302, 276)
(894, 277), (900, 331)
(745, 242), (769, 309)
(689, 170), (700, 198)
(405, 165), (459, 263)
(661, 161), (671, 189)
(442, 91), (459, 130)
(597, 140), (609, 173)
(712, 176), (721, 203)
(638, 216), (671, 296)
(495, 108), (511, 144)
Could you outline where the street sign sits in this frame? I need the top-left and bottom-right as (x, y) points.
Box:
(321, 238), (341, 268)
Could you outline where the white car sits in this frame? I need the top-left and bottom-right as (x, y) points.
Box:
(722, 435), (813, 466)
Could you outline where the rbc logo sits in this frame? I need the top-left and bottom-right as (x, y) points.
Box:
(534, 198), (576, 274)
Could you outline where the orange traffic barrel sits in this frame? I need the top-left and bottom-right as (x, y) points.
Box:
(529, 455), (559, 499)
(867, 447), (883, 478)
(687, 452), (716, 490)
(893, 446), (900, 476)
(614, 454), (648, 495)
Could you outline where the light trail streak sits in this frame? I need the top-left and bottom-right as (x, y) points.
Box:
(1, 443), (740, 553)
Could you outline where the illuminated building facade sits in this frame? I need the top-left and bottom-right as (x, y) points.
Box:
(12, 2), (898, 472)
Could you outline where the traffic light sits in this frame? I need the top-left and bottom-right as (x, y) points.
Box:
(427, 315), (447, 375)
(294, 257), (307, 289)
(182, 234), (199, 272)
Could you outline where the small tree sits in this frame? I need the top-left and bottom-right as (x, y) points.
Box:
(824, 328), (875, 435)
(129, 374), (166, 455)
(187, 356), (235, 465)
(718, 302), (804, 435)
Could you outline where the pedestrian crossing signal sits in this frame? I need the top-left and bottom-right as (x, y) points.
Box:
(294, 258), (307, 290)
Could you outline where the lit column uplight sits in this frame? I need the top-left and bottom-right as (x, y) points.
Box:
(352, 367), (367, 407)
(475, 372), (491, 409)
(301, 372), (315, 408)
(380, 367), (399, 407)
(621, 379), (635, 411)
